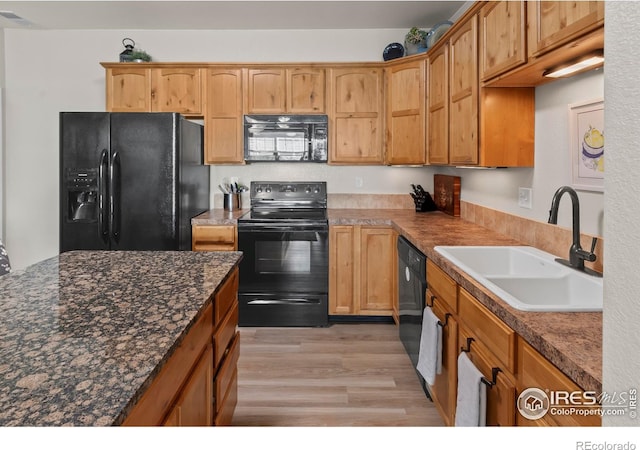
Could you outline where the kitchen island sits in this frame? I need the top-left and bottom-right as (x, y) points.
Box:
(0, 250), (242, 426)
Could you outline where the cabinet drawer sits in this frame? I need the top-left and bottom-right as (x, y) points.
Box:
(517, 337), (601, 426)
(214, 268), (238, 325)
(192, 225), (236, 251)
(213, 302), (238, 368)
(215, 366), (238, 426)
(458, 287), (515, 372)
(427, 260), (457, 312)
(214, 332), (240, 414)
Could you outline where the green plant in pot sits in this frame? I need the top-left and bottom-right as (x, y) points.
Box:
(405, 27), (428, 55)
(130, 48), (152, 62)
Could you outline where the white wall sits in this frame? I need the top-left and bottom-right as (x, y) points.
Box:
(603, 1), (640, 426)
(0, 30), (4, 241)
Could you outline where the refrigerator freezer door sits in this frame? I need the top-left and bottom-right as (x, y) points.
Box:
(60, 112), (111, 252)
(109, 113), (180, 250)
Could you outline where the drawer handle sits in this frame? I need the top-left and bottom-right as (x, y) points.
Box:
(427, 295), (437, 307)
(437, 312), (451, 328)
(481, 367), (502, 389)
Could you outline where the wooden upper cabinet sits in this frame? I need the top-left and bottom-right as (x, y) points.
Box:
(204, 68), (244, 164)
(151, 67), (203, 115)
(106, 66), (152, 112)
(328, 67), (384, 164)
(245, 68), (286, 113)
(286, 68), (326, 113)
(246, 67), (325, 114)
(449, 14), (479, 166)
(479, 0), (527, 81)
(427, 46), (449, 165)
(528, 0), (604, 59)
(385, 59), (426, 165)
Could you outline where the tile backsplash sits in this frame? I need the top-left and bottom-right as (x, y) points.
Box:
(328, 194), (414, 209)
(461, 201), (604, 274)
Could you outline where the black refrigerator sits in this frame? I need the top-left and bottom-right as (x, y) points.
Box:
(60, 112), (210, 252)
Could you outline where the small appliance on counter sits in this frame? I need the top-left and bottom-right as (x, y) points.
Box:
(410, 184), (437, 212)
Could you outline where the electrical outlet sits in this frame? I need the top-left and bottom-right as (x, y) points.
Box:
(355, 177), (363, 188)
(518, 187), (532, 209)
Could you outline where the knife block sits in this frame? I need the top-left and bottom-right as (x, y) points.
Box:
(413, 192), (437, 212)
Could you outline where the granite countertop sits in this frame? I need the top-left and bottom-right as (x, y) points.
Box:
(0, 250), (242, 426)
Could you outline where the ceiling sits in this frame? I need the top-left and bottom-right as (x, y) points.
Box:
(0, 1), (470, 30)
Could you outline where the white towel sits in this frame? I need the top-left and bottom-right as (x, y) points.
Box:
(416, 306), (443, 385)
(454, 352), (487, 427)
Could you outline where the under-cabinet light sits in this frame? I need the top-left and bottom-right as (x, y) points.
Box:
(543, 50), (604, 78)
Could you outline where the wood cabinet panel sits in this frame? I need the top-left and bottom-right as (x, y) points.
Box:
(427, 259), (457, 313)
(287, 68), (326, 113)
(386, 60), (426, 165)
(214, 302), (238, 368)
(329, 67), (384, 164)
(517, 337), (601, 426)
(205, 68), (244, 164)
(458, 287), (515, 372)
(214, 268), (239, 324)
(449, 14), (479, 165)
(151, 67), (203, 115)
(106, 67), (152, 112)
(192, 225), (237, 251)
(427, 46), (449, 165)
(246, 68), (286, 113)
(429, 293), (458, 426)
(479, 0), (527, 81)
(214, 333), (240, 414)
(359, 227), (396, 314)
(459, 325), (517, 426)
(168, 344), (213, 426)
(528, 0), (604, 58)
(329, 225), (357, 315)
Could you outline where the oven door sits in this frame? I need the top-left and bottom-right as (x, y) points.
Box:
(238, 222), (328, 293)
(237, 222), (329, 326)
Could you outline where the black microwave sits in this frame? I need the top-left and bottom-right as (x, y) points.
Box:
(243, 114), (328, 162)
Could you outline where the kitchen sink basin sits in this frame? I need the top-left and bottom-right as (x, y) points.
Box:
(433, 246), (603, 312)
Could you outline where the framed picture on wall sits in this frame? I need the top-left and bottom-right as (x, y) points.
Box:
(569, 98), (604, 192)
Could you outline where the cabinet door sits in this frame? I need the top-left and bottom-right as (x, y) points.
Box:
(165, 344), (213, 426)
(106, 67), (152, 112)
(359, 227), (396, 314)
(329, 225), (357, 315)
(386, 60), (426, 165)
(528, 0), (605, 58)
(427, 46), (449, 165)
(205, 68), (244, 164)
(246, 68), (286, 113)
(430, 294), (458, 426)
(329, 67), (384, 164)
(287, 68), (326, 113)
(449, 14), (479, 165)
(458, 326), (517, 426)
(479, 0), (527, 81)
(151, 67), (203, 115)
(192, 224), (237, 251)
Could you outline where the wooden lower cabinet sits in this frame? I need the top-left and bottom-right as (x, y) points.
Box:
(516, 337), (601, 426)
(329, 225), (397, 316)
(123, 268), (239, 426)
(192, 225), (237, 251)
(429, 291), (458, 426)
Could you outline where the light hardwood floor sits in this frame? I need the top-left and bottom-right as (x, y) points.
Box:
(231, 323), (444, 426)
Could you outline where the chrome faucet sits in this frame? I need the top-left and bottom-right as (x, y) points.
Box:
(548, 186), (601, 276)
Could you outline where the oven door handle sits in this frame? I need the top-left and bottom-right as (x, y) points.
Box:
(246, 298), (322, 305)
(238, 225), (327, 232)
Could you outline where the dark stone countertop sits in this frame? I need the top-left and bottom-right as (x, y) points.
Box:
(192, 208), (602, 393)
(0, 250), (242, 426)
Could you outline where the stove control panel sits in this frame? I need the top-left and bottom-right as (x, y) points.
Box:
(250, 181), (327, 203)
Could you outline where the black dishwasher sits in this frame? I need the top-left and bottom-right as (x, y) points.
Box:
(397, 235), (430, 398)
